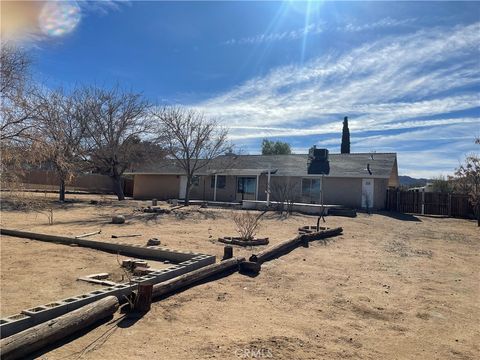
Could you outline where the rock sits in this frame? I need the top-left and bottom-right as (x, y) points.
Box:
(112, 215), (125, 224)
(146, 238), (161, 246)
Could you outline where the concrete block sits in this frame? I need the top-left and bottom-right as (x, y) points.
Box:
(22, 301), (68, 324)
(0, 313), (34, 338)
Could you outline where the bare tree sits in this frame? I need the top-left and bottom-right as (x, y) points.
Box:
(78, 86), (152, 200)
(454, 139), (480, 226)
(271, 178), (300, 216)
(152, 106), (229, 205)
(0, 44), (39, 191)
(33, 88), (85, 201)
(0, 44), (36, 142)
(233, 211), (263, 240)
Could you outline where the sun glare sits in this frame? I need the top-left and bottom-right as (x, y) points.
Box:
(39, 1), (81, 37)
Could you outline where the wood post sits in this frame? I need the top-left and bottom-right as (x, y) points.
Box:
(396, 189), (400, 212)
(448, 193), (452, 217)
(213, 174), (218, 202)
(0, 296), (119, 360)
(421, 190), (425, 215)
(152, 257), (245, 299)
(134, 284), (153, 313)
(223, 245), (233, 260)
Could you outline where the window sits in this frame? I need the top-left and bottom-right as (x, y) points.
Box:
(237, 177), (256, 194)
(192, 176), (200, 186)
(302, 178), (321, 200)
(210, 175), (226, 189)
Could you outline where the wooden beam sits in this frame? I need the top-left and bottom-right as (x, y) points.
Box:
(152, 257), (245, 299)
(77, 277), (117, 287)
(249, 227), (343, 264)
(74, 230), (101, 239)
(0, 296), (119, 360)
(111, 234), (141, 238)
(218, 237), (269, 247)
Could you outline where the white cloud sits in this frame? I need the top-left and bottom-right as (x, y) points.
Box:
(222, 17), (417, 46)
(197, 22), (480, 177)
(342, 17), (416, 32)
(222, 22), (324, 45)
(198, 22), (479, 129)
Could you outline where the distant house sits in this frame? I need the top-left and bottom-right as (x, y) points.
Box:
(127, 149), (399, 209)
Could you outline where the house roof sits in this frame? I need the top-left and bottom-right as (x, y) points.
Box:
(128, 152), (397, 179)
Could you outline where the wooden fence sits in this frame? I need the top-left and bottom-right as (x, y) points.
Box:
(386, 189), (472, 218)
(9, 170), (134, 196)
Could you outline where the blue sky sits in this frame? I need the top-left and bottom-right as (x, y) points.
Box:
(20, 1), (480, 177)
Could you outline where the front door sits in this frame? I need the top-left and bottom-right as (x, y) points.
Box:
(179, 176), (187, 199)
(236, 177), (256, 201)
(362, 178), (374, 209)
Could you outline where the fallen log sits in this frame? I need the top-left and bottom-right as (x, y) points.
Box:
(0, 296), (119, 360)
(152, 257), (245, 299)
(74, 230), (101, 239)
(249, 227), (343, 264)
(218, 237), (269, 246)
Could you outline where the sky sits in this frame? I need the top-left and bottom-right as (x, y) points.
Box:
(5, 0), (480, 178)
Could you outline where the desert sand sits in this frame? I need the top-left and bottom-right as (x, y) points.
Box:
(1, 193), (478, 359)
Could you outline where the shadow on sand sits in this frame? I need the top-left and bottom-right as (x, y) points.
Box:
(376, 211), (422, 222)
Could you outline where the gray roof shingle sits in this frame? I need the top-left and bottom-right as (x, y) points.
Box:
(129, 152), (397, 179)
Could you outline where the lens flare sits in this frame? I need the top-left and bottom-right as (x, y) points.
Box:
(39, 1), (81, 37)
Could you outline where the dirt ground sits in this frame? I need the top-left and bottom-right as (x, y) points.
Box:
(0, 193), (479, 359)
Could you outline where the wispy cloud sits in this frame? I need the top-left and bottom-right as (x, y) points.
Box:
(342, 17), (416, 32)
(198, 22), (480, 176)
(222, 17), (416, 46)
(222, 22), (324, 45)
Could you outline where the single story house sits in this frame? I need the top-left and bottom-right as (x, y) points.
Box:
(127, 149), (399, 209)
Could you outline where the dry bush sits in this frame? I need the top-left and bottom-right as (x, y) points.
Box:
(233, 211), (264, 240)
(1, 191), (55, 225)
(271, 179), (299, 216)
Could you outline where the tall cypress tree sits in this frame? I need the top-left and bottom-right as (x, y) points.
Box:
(341, 116), (350, 154)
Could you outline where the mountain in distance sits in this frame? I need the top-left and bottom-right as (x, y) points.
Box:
(399, 175), (429, 187)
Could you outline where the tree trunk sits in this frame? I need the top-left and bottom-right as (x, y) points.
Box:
(59, 178), (65, 202)
(112, 176), (125, 201)
(477, 203), (479, 227)
(184, 176), (191, 206)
